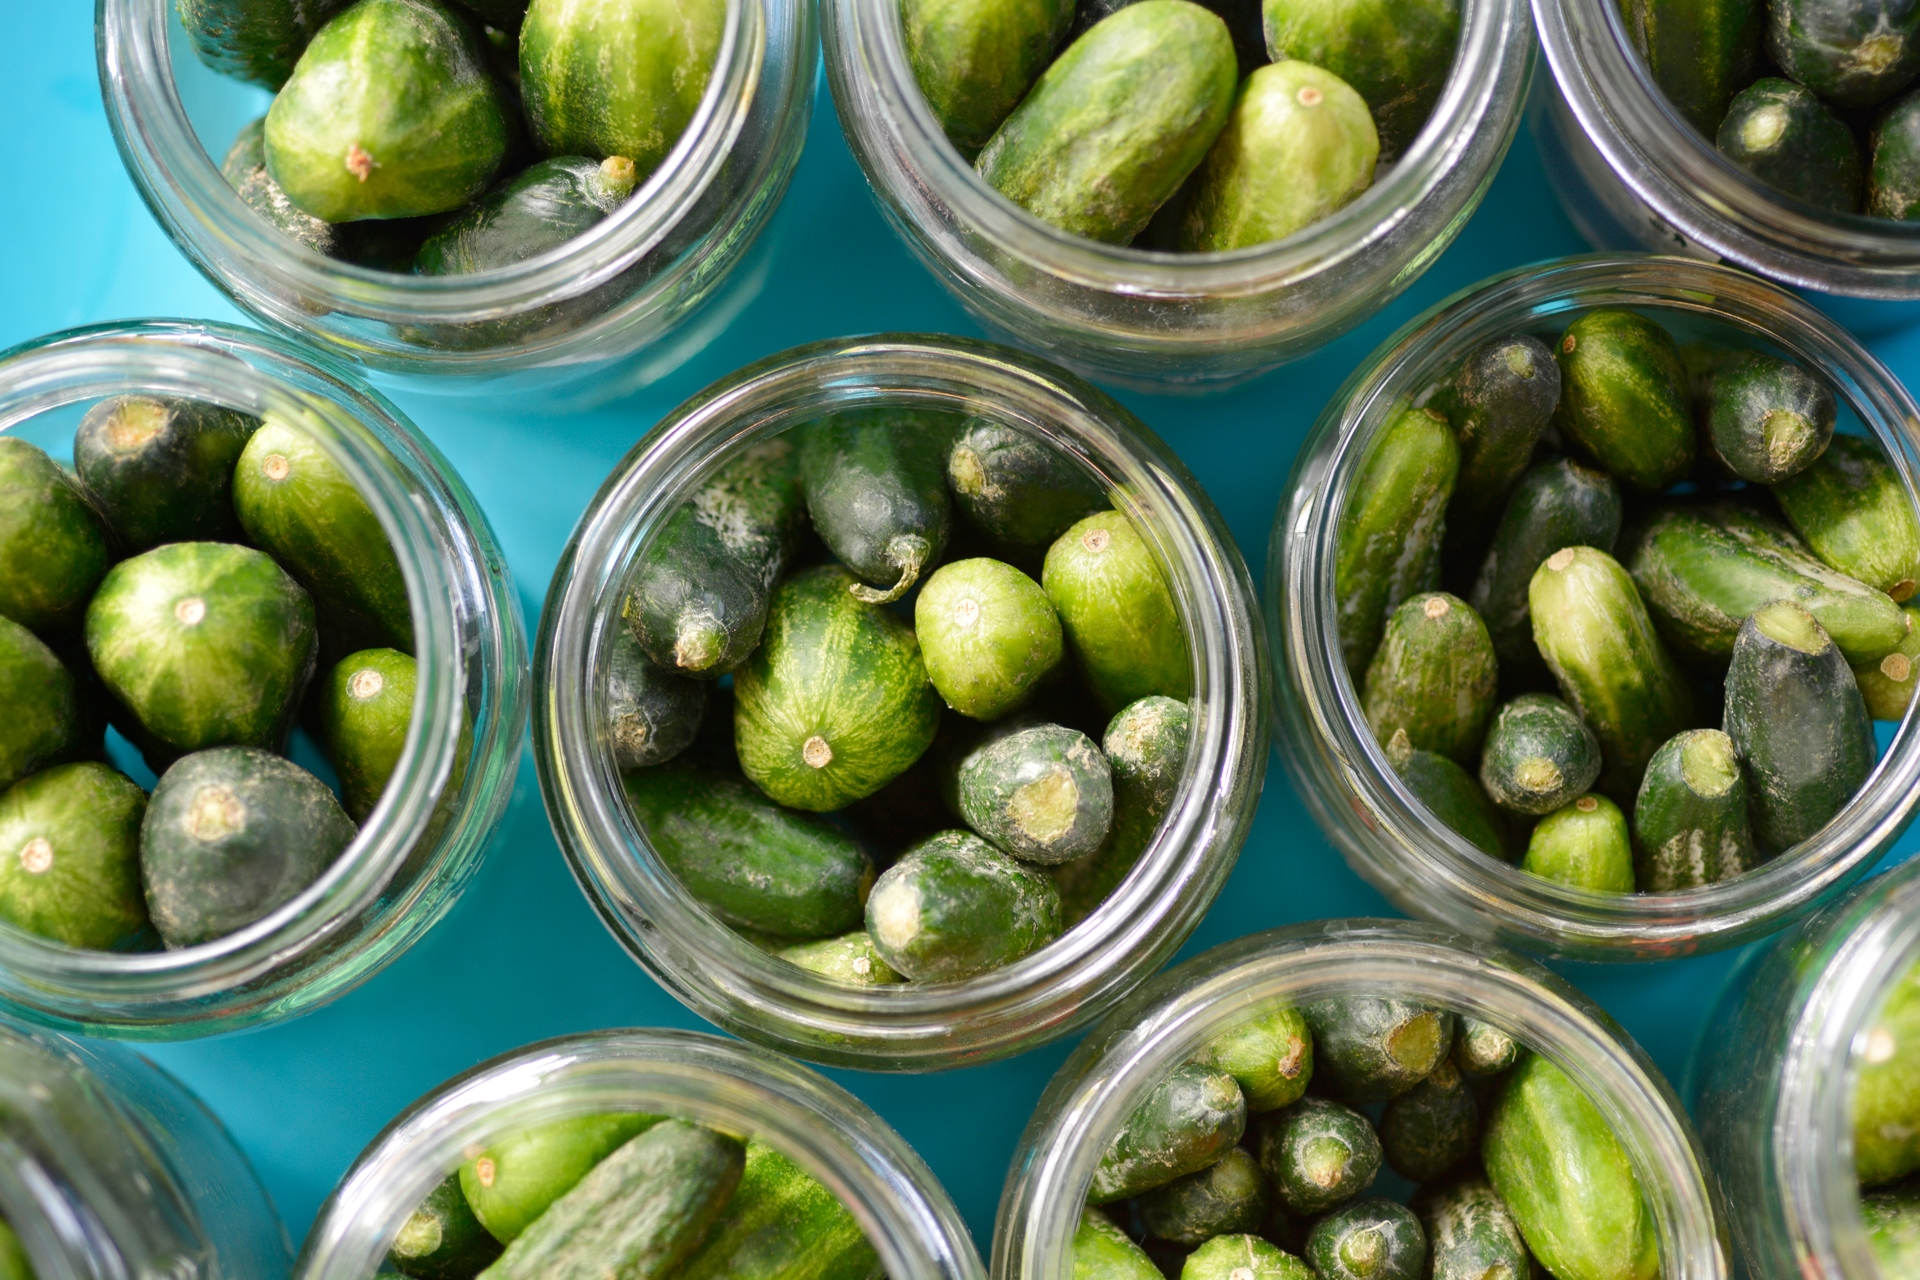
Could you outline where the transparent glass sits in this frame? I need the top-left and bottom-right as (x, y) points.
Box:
(993, 919), (1730, 1280)
(0, 1013), (291, 1279)
(1267, 254), (1920, 961)
(0, 320), (528, 1035)
(535, 333), (1269, 1070)
(821, 0), (1534, 393)
(96, 0), (813, 397)
(298, 1027), (985, 1280)
(1693, 860), (1920, 1280)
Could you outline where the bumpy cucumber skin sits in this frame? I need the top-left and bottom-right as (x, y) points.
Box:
(0, 438), (113, 636)
(1619, 0), (1762, 134)
(0, 763), (149, 950)
(1717, 78), (1864, 210)
(1468, 458), (1622, 675)
(1194, 1004), (1313, 1110)
(977, 1), (1237, 244)
(1856, 604), (1920, 719)
(775, 931), (905, 986)
(1257, 1095), (1381, 1215)
(1855, 959), (1920, 1186)
(1775, 434), (1920, 602)
(623, 764), (874, 938)
(916, 558), (1063, 720)
(677, 1141), (882, 1280)
(1335, 405), (1459, 678)
(1630, 729), (1756, 890)
(1181, 1234), (1313, 1280)
(1049, 694), (1190, 922)
(1044, 511), (1192, 711)
(1436, 334), (1562, 556)
(1453, 1017), (1520, 1078)
(1864, 1180), (1920, 1271)
(1555, 310), (1694, 491)
(388, 1172), (503, 1279)
(0, 617), (85, 793)
(223, 116), (340, 254)
(1260, 0), (1459, 157)
(1090, 1060), (1246, 1202)
(1388, 734), (1508, 858)
(865, 829), (1062, 980)
(1303, 996), (1454, 1104)
(1073, 1206), (1163, 1280)
(1138, 1146), (1270, 1245)
(802, 410), (956, 603)
(1871, 89), (1920, 218)
(946, 420), (1107, 548)
(86, 542), (318, 756)
(957, 722), (1112, 863)
(1361, 592), (1497, 764)
(1415, 1176), (1531, 1280)
(1702, 351), (1835, 484)
(1379, 1057), (1477, 1182)
(905, 0), (1074, 155)
(1722, 603), (1875, 852)
(141, 746), (356, 948)
(1483, 1055), (1658, 1280)
(1176, 61), (1378, 251)
(416, 156), (637, 274)
(1304, 1198), (1426, 1280)
(1768, 0), (1920, 107)
(1478, 693), (1602, 816)
(74, 395), (257, 552)
(461, 1113), (662, 1243)
(1523, 795), (1636, 894)
(607, 626), (706, 770)
(178, 0), (350, 88)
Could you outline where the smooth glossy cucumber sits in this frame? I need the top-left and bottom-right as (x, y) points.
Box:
(1453, 1017), (1521, 1078)
(388, 1172), (503, 1279)
(461, 1113), (662, 1243)
(1774, 434), (1920, 602)
(1048, 694), (1190, 923)
(1436, 334), (1562, 554)
(1717, 77), (1864, 210)
(677, 1141), (882, 1280)
(1379, 1056), (1477, 1182)
(1467, 458), (1622, 674)
(1386, 730), (1507, 858)
(1043, 511), (1191, 711)
(1523, 794), (1635, 894)
(1194, 1004), (1312, 1111)
(1619, 0), (1762, 134)
(178, 0), (350, 88)
(1260, 0), (1459, 157)
(1304, 1198), (1426, 1280)
(1856, 604), (1920, 719)
(1416, 1177), (1531, 1280)
(946, 420), (1107, 548)
(1478, 693), (1601, 816)
(1181, 1234), (1312, 1280)
(1090, 1060), (1245, 1203)
(802, 409), (956, 604)
(865, 829), (1061, 980)
(775, 932), (905, 986)
(74, 395), (256, 552)
(0, 437), (113, 636)
(956, 722), (1112, 863)
(1871, 88), (1920, 218)
(607, 627), (706, 770)
(1304, 995), (1453, 1103)
(416, 156), (639, 274)
(1767, 0), (1920, 107)
(0, 763), (149, 950)
(1257, 1095), (1380, 1215)
(1701, 350), (1835, 484)
(904, 0), (1075, 155)
(1138, 1145), (1270, 1245)
(0, 617), (85, 793)
(916, 557), (1062, 719)
(1554, 310), (1693, 491)
(1630, 729), (1757, 890)
(1361, 592), (1496, 764)
(1073, 1206), (1162, 1280)
(321, 647), (470, 828)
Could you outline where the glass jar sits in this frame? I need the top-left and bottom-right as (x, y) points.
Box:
(1693, 860), (1920, 1280)
(535, 333), (1269, 1069)
(96, 0), (813, 397)
(821, 0), (1533, 393)
(0, 1013), (290, 1278)
(297, 1026), (984, 1280)
(1268, 254), (1920, 961)
(993, 919), (1730, 1280)
(0, 319), (528, 1035)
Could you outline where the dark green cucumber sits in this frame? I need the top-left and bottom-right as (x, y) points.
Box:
(1871, 88), (1920, 218)
(388, 1173), (503, 1279)
(141, 746), (355, 948)
(178, 0), (350, 88)
(607, 627), (706, 770)
(0, 617), (85, 793)
(1619, 0), (1762, 134)
(1043, 511), (1191, 711)
(1303, 995), (1453, 1103)
(623, 764), (874, 938)
(946, 420), (1107, 548)
(1530, 546), (1693, 801)
(0, 1219), (28, 1280)
(624, 437), (807, 677)
(1775, 434), (1920, 602)
(1260, 0), (1460, 158)
(1385, 730), (1507, 859)
(1193, 1004), (1312, 1111)
(74, 395), (257, 551)
(1855, 604), (1920, 719)
(1478, 693), (1601, 816)
(1304, 1198), (1426, 1280)
(1483, 1054), (1658, 1280)
(775, 931), (905, 986)
(1630, 729), (1757, 890)
(1864, 1180), (1920, 1271)
(222, 116), (339, 254)
(1467, 458), (1622, 674)
(1361, 592), (1497, 764)
(975, 1), (1237, 244)
(1089, 1060), (1245, 1203)
(1180, 1235), (1312, 1280)
(1049, 694), (1190, 923)
(1415, 1177), (1531, 1280)
(915, 557), (1063, 719)
(1554, 310), (1693, 491)
(1717, 78), (1864, 211)
(864, 829), (1062, 980)
(1138, 1146), (1270, 1245)
(332, 216), (453, 271)
(1073, 1207), (1162, 1280)
(1379, 1056), (1477, 1182)
(1335, 404), (1459, 676)
(1256, 1095), (1381, 1215)
(415, 156), (639, 274)
(0, 437), (113, 636)
(677, 1141), (881, 1280)
(266, 0), (510, 221)
(1701, 350), (1835, 484)
(1856, 959), (1920, 1186)
(801, 410), (956, 603)
(461, 1113), (662, 1242)
(1435, 334), (1562, 556)
(0, 763), (149, 950)
(479, 1121), (744, 1280)
(733, 565), (941, 810)
(904, 0), (1076, 155)
(956, 722), (1112, 863)
(86, 542), (318, 755)
(1768, 0), (1920, 107)
(1723, 599), (1875, 852)
(1452, 1017), (1520, 1078)
(1522, 794), (1635, 893)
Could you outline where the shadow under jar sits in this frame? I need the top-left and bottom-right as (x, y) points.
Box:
(535, 334), (1267, 1070)
(993, 920), (1730, 1280)
(1270, 254), (1920, 962)
(96, 0), (812, 398)
(0, 320), (527, 1036)
(821, 0), (1533, 393)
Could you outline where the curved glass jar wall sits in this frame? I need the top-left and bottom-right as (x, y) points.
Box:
(96, 0), (812, 395)
(0, 1014), (290, 1278)
(1268, 255), (1920, 961)
(821, 0), (1533, 392)
(993, 920), (1730, 1280)
(0, 320), (527, 1035)
(298, 1027), (984, 1280)
(535, 334), (1268, 1069)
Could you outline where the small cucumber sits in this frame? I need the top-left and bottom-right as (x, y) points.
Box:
(956, 722), (1112, 863)
(388, 1173), (503, 1279)
(677, 1141), (882, 1280)
(0, 617), (85, 793)
(0, 763), (149, 950)
(1072, 1207), (1162, 1280)
(1385, 730), (1507, 859)
(1774, 434), (1920, 603)
(0, 438), (113, 636)
(75, 396), (257, 552)
(1304, 1198), (1426, 1280)
(801, 410), (956, 604)
(1048, 694), (1190, 923)
(1467, 458), (1621, 675)
(864, 829), (1062, 980)
(1256, 1095), (1381, 1215)
(1618, 0), (1763, 134)
(1379, 1057), (1477, 1182)
(461, 1113), (662, 1243)
(1478, 693), (1602, 817)
(623, 764), (874, 939)
(1716, 78), (1864, 211)
(1043, 511), (1191, 712)
(1415, 1177), (1531, 1280)
(141, 746), (356, 948)
(1193, 1004), (1312, 1111)
(1090, 1060), (1246, 1203)
(734, 565), (941, 811)
(1767, 0), (1920, 107)
(321, 647), (471, 827)
(1871, 88), (1920, 218)
(1360, 592), (1497, 765)
(1554, 310), (1693, 492)
(946, 420), (1107, 548)
(775, 932), (905, 986)
(1630, 729), (1757, 891)
(1452, 1017), (1520, 1078)
(177, 0), (351, 88)
(1856, 958), (1920, 1185)
(416, 156), (639, 274)
(1435, 334), (1562, 556)
(1181, 1234), (1312, 1280)
(1260, 0), (1459, 157)
(904, 0), (1075, 155)
(1855, 605), (1920, 720)
(915, 558), (1063, 720)
(607, 628), (706, 770)
(1700, 350), (1835, 484)
(1864, 1181), (1920, 1271)
(1723, 599), (1875, 852)
(1302, 996), (1453, 1103)
(1522, 794), (1635, 894)
(223, 116), (339, 254)
(1138, 1146), (1270, 1245)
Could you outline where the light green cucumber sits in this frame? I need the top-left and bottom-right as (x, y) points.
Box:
(1863, 1180), (1920, 1272)
(1072, 1206), (1162, 1280)
(461, 1113), (663, 1243)
(1138, 1146), (1270, 1245)
(1630, 729), (1757, 891)
(1043, 511), (1191, 712)
(0, 437), (113, 636)
(1523, 794), (1636, 894)
(865, 829), (1062, 981)
(320, 648), (431, 823)
(1554, 310), (1694, 491)
(1855, 605), (1920, 720)
(1180, 1234), (1312, 1280)
(0, 618), (85, 793)
(1361, 592), (1496, 764)
(903, 0), (1075, 154)
(0, 763), (149, 950)
(1856, 957), (1920, 1186)
(1089, 1060), (1245, 1203)
(1260, 0), (1459, 156)
(0, 1218), (30, 1280)
(775, 932), (905, 986)
(915, 558), (1062, 720)
(1774, 434), (1920, 603)
(1466, 458), (1622, 674)
(676, 1141), (882, 1280)
(1193, 1004), (1312, 1110)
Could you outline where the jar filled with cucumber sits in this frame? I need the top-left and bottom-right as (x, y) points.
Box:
(902, 0), (1459, 250)
(1846, 948), (1920, 1273)
(1336, 304), (1917, 896)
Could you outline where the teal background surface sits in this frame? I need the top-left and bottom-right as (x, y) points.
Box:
(10, 1), (1920, 1262)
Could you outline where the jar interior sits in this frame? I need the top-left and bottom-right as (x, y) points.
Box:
(1831, 915), (1920, 1276)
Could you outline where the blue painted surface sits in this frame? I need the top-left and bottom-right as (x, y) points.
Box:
(7, 2), (1920, 1261)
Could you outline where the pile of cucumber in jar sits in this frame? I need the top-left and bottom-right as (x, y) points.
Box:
(180, 0), (715, 273)
(902, 0), (1458, 249)
(1856, 955), (1920, 1269)
(610, 413), (1192, 984)
(1078, 999), (1656, 1280)
(380, 1109), (879, 1280)
(0, 398), (435, 951)
(1339, 308), (1917, 894)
